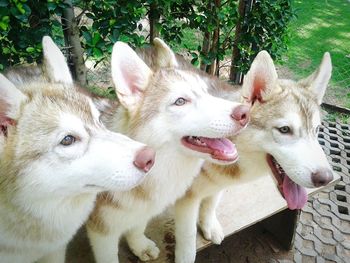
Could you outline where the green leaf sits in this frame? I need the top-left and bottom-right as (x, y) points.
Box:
(120, 7), (128, 14)
(111, 29), (120, 42)
(2, 46), (10, 54)
(85, 12), (95, 19)
(10, 3), (31, 22)
(0, 22), (7, 30)
(190, 52), (198, 58)
(92, 32), (101, 46)
(92, 47), (103, 58)
(26, 47), (35, 53)
(82, 31), (92, 44)
(0, 15), (9, 30)
(119, 35), (130, 42)
(0, 0), (8, 7)
(47, 2), (57, 11)
(191, 57), (199, 66)
(16, 3), (25, 14)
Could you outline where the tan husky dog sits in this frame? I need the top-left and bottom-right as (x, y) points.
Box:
(0, 36), (155, 263)
(86, 38), (249, 263)
(173, 51), (334, 263)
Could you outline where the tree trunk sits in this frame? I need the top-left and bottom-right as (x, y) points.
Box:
(215, 51), (220, 76)
(149, 2), (159, 44)
(207, 27), (219, 75)
(61, 0), (87, 86)
(207, 0), (221, 75)
(229, 0), (245, 84)
(200, 31), (210, 71)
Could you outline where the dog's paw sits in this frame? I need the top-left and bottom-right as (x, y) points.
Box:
(200, 220), (224, 245)
(131, 237), (160, 261)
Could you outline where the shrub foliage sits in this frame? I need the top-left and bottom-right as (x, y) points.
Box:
(0, 0), (294, 83)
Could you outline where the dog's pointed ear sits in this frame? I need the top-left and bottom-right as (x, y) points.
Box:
(0, 73), (26, 127)
(42, 36), (73, 85)
(241, 51), (279, 105)
(111, 41), (152, 113)
(298, 52), (332, 105)
(153, 38), (178, 68)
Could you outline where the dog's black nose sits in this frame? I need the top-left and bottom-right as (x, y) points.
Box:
(311, 169), (333, 187)
(231, 105), (250, 126)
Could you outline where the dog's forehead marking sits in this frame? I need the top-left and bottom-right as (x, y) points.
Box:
(130, 69), (210, 134)
(250, 83), (321, 134)
(285, 112), (302, 127)
(170, 70), (208, 98)
(59, 112), (86, 134)
(22, 84), (98, 133)
(274, 81), (320, 131)
(291, 89), (320, 131)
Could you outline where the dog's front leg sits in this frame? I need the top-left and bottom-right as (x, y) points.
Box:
(198, 191), (224, 244)
(125, 222), (160, 261)
(87, 226), (121, 263)
(174, 196), (201, 263)
(37, 246), (66, 263)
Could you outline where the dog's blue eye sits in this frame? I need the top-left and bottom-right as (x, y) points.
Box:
(278, 126), (291, 134)
(60, 135), (76, 146)
(174, 98), (186, 106)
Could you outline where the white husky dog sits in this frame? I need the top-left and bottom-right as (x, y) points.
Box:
(174, 51), (334, 263)
(0, 36), (155, 263)
(86, 38), (249, 263)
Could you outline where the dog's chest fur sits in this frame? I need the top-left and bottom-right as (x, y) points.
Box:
(94, 144), (204, 232)
(0, 193), (95, 262)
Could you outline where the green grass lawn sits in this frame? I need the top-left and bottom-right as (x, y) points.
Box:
(282, 0), (350, 108)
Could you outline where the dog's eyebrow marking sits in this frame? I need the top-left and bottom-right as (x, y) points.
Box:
(173, 70), (207, 95)
(292, 90), (318, 133)
(185, 75), (208, 99)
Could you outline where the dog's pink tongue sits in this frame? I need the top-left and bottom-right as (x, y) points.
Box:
(283, 175), (308, 210)
(200, 138), (235, 154)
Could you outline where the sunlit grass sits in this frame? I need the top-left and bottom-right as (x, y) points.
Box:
(282, 0), (350, 108)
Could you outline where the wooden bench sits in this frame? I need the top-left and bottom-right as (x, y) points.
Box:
(67, 172), (340, 262)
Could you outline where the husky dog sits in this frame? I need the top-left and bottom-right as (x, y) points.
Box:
(86, 38), (249, 263)
(0, 36), (155, 263)
(174, 51), (334, 263)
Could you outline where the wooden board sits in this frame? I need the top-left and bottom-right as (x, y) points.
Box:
(118, 172), (340, 262)
(66, 173), (340, 262)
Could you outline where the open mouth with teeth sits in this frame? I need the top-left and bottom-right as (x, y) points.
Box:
(181, 136), (238, 163)
(266, 154), (307, 210)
